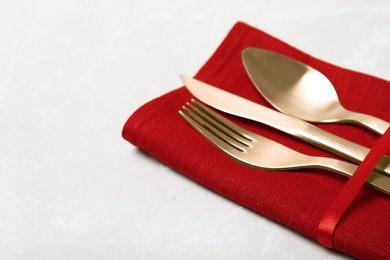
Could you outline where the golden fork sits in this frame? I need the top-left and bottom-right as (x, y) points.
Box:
(179, 100), (390, 196)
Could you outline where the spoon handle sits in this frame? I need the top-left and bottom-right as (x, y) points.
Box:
(347, 111), (390, 135)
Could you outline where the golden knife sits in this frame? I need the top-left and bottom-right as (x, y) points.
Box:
(180, 75), (390, 177)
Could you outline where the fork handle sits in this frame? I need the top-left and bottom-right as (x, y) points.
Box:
(315, 157), (390, 195)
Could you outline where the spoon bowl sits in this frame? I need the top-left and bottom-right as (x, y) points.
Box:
(242, 47), (389, 135)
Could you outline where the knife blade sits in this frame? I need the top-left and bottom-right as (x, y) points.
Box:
(180, 75), (390, 177)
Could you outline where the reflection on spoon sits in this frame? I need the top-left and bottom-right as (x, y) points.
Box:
(242, 47), (389, 135)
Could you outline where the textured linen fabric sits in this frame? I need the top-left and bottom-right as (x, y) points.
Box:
(122, 22), (390, 259)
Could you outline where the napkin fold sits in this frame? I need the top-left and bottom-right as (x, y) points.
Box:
(122, 22), (390, 259)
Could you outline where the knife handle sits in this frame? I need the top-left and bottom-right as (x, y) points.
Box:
(300, 123), (390, 176)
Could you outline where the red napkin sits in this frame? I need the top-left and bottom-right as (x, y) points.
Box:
(122, 22), (390, 259)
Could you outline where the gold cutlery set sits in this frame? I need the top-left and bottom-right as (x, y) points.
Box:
(179, 48), (390, 196)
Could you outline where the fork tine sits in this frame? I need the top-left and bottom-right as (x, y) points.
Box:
(191, 100), (254, 141)
(187, 102), (252, 147)
(180, 105), (245, 152)
(179, 108), (244, 153)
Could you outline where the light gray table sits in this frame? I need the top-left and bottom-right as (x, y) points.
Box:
(1, 1), (389, 259)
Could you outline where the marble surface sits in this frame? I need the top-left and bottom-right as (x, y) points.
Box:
(1, 0), (390, 259)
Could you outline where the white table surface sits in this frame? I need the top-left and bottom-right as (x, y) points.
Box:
(1, 1), (389, 259)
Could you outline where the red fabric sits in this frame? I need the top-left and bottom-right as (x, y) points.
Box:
(317, 126), (390, 249)
(122, 22), (390, 259)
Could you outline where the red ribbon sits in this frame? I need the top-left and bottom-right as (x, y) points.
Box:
(317, 126), (390, 249)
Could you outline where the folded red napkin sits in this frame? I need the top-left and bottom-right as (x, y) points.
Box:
(122, 22), (390, 259)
